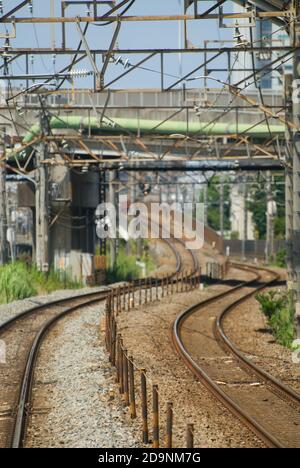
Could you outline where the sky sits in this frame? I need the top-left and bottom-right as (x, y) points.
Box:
(0, 0), (236, 90)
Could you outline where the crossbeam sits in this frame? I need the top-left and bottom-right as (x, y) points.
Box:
(0, 12), (290, 24)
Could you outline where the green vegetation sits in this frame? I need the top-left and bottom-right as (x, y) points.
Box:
(274, 247), (286, 268)
(200, 176), (231, 232)
(0, 262), (81, 304)
(107, 250), (140, 283)
(255, 290), (295, 348)
(107, 240), (155, 283)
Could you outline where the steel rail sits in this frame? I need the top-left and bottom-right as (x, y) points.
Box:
(12, 237), (187, 447)
(2, 237), (185, 448)
(172, 263), (299, 448)
(11, 291), (109, 448)
(216, 265), (300, 407)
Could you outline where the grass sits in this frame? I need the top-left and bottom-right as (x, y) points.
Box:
(268, 247), (286, 269)
(106, 240), (155, 284)
(107, 250), (140, 283)
(255, 290), (295, 348)
(0, 262), (81, 304)
(275, 248), (286, 268)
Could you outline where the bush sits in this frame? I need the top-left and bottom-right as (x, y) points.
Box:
(0, 262), (81, 304)
(106, 239), (155, 284)
(275, 248), (286, 268)
(107, 250), (140, 283)
(0, 262), (36, 303)
(255, 290), (295, 348)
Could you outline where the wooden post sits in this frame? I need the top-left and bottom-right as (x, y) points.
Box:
(132, 284), (135, 308)
(127, 284), (130, 310)
(145, 281), (148, 304)
(141, 369), (149, 444)
(129, 356), (137, 419)
(116, 333), (121, 383)
(165, 402), (173, 448)
(152, 385), (159, 448)
(186, 424), (194, 448)
(119, 338), (124, 394)
(111, 317), (116, 366)
(139, 278), (142, 306)
(123, 350), (129, 406)
(122, 285), (126, 310)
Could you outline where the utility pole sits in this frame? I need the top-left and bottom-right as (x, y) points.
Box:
(242, 178), (248, 261)
(0, 142), (7, 265)
(203, 183), (208, 225)
(266, 171), (275, 264)
(285, 74), (294, 288)
(99, 169), (107, 256)
(220, 174), (224, 238)
(291, 0), (300, 336)
(109, 170), (117, 269)
(35, 101), (50, 272)
(50, 0), (56, 50)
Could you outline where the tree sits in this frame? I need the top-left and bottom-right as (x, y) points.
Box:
(201, 176), (231, 232)
(248, 176), (285, 240)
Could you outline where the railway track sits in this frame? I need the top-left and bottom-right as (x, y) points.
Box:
(169, 238), (199, 275)
(172, 263), (300, 448)
(0, 289), (110, 449)
(0, 236), (196, 449)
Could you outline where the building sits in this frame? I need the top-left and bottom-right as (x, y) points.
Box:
(231, 3), (291, 90)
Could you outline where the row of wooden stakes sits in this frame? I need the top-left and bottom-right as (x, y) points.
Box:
(103, 270), (204, 448)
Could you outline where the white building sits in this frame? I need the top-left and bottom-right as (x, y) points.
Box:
(231, 3), (291, 90)
(230, 182), (255, 240)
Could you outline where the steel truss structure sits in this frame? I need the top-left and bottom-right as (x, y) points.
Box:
(0, 1), (299, 305)
(0, 1), (294, 173)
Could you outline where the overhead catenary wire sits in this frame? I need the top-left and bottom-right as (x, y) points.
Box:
(1, 2), (296, 170)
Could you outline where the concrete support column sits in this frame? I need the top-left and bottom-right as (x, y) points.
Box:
(0, 143), (7, 265)
(203, 183), (208, 226)
(109, 170), (117, 270)
(266, 171), (274, 264)
(285, 74), (294, 289)
(35, 110), (50, 272)
(291, 1), (300, 336)
(220, 174), (224, 238)
(242, 177), (248, 261)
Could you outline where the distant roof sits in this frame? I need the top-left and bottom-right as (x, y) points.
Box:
(233, 0), (289, 26)
(235, 0), (287, 10)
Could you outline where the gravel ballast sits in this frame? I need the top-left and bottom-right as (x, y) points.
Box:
(117, 269), (265, 448)
(25, 301), (140, 448)
(0, 287), (108, 327)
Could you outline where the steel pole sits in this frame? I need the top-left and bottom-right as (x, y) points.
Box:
(109, 170), (117, 270)
(285, 74), (294, 289)
(0, 143), (7, 265)
(292, 1), (300, 336)
(35, 108), (50, 272)
(266, 171), (274, 264)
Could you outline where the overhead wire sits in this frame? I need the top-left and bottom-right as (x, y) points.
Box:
(2, 2), (297, 170)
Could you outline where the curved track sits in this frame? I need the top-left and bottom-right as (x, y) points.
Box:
(172, 263), (300, 448)
(0, 290), (109, 448)
(0, 236), (196, 448)
(169, 237), (199, 275)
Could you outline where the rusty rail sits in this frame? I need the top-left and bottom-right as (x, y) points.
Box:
(172, 263), (300, 448)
